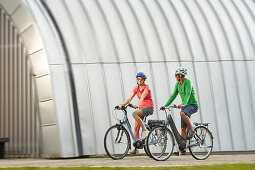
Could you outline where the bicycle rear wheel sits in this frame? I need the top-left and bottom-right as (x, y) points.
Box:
(104, 125), (131, 160)
(188, 126), (213, 160)
(146, 126), (174, 161)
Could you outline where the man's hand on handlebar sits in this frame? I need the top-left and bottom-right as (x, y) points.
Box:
(177, 104), (184, 109)
(159, 106), (166, 111)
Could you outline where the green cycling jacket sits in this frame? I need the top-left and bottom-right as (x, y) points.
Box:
(165, 78), (198, 107)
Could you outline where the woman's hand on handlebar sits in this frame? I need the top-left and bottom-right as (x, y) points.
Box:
(115, 103), (135, 110)
(133, 104), (139, 109)
(115, 104), (125, 110)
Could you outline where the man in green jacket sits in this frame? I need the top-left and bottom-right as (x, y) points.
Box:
(160, 67), (198, 140)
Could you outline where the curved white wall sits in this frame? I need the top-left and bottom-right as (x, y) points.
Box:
(1, 0), (255, 157)
(0, 0), (79, 157)
(42, 0), (255, 155)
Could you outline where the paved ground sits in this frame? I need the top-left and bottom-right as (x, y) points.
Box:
(0, 154), (254, 168)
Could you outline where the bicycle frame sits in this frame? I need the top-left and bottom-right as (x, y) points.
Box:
(119, 110), (143, 143)
(164, 108), (187, 150)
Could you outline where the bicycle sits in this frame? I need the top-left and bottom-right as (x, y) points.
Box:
(146, 105), (213, 161)
(104, 103), (157, 159)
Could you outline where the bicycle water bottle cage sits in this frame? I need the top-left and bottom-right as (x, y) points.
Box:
(194, 122), (210, 127)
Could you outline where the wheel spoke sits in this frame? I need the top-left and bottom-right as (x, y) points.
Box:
(189, 126), (213, 160)
(147, 127), (174, 161)
(104, 125), (130, 160)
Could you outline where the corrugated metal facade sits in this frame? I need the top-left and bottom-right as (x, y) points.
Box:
(0, 7), (41, 158)
(0, 0), (254, 157)
(42, 0), (255, 154)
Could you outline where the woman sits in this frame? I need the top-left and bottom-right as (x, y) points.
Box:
(120, 72), (154, 154)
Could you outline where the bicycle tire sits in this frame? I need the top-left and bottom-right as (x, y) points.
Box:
(104, 125), (131, 160)
(146, 126), (174, 161)
(188, 126), (213, 160)
(143, 140), (152, 158)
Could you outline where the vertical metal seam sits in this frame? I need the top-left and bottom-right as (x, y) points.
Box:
(17, 2), (41, 157)
(17, 36), (21, 156)
(76, 0), (98, 154)
(167, 0), (203, 124)
(207, 0), (246, 150)
(25, 51), (28, 156)
(182, 0), (221, 150)
(12, 24), (17, 156)
(95, 0), (125, 125)
(231, 0), (255, 52)
(194, 0), (234, 151)
(5, 13), (9, 151)
(12, 22), (15, 156)
(155, 1), (181, 62)
(126, 0), (159, 119)
(61, 0), (90, 156)
(39, 0), (84, 155)
(241, 0), (255, 21)
(153, 0), (183, 122)
(35, 1), (66, 157)
(9, 20), (13, 155)
(78, 0), (113, 154)
(220, 0), (255, 148)
(0, 8), (3, 141)
(141, 0), (172, 113)
(0, 9), (2, 138)
(111, 0), (138, 74)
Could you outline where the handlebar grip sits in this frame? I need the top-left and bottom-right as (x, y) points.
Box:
(128, 103), (134, 108)
(115, 105), (120, 110)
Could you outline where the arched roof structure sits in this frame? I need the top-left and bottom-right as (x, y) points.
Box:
(0, 0), (254, 157)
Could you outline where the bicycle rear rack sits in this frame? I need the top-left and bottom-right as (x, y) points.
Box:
(194, 122), (209, 127)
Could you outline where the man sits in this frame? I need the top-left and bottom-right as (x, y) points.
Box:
(160, 67), (198, 141)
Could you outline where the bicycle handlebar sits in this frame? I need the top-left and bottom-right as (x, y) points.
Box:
(114, 103), (135, 110)
(168, 104), (177, 109)
(160, 104), (179, 111)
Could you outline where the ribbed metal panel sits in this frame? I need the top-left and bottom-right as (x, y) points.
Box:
(41, 0), (255, 154)
(0, 7), (41, 158)
(1, 0), (254, 157)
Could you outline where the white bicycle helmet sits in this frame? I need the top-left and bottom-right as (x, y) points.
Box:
(174, 67), (187, 76)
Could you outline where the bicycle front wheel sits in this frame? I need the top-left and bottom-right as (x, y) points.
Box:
(146, 126), (174, 161)
(104, 125), (131, 160)
(143, 141), (152, 158)
(188, 126), (213, 160)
